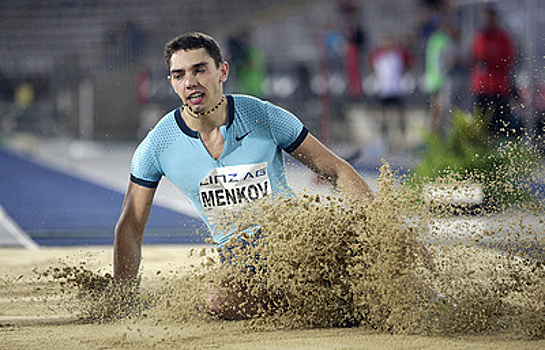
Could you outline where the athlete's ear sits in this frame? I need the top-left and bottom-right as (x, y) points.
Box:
(220, 61), (229, 83)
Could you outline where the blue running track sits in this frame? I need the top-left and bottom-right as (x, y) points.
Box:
(0, 148), (206, 246)
(2, 146), (542, 249)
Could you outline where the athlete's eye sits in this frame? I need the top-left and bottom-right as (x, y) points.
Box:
(170, 72), (184, 81)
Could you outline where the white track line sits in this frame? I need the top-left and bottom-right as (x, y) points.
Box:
(0, 205), (39, 250)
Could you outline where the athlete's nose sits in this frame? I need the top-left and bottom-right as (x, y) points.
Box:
(185, 73), (198, 88)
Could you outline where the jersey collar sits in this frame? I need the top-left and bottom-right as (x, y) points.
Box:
(175, 94), (235, 138)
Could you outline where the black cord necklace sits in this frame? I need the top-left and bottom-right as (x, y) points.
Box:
(183, 96), (225, 117)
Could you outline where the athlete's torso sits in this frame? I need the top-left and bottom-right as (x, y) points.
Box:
(130, 94), (308, 245)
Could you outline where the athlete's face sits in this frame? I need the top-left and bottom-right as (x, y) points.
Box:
(168, 48), (228, 114)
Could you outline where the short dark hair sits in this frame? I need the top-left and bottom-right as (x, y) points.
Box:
(484, 4), (498, 18)
(164, 32), (223, 71)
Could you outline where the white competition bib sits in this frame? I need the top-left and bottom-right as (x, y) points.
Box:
(199, 162), (271, 224)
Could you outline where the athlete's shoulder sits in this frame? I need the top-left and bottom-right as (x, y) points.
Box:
(145, 109), (178, 138)
(153, 108), (177, 129)
(136, 108), (181, 155)
(231, 94), (269, 110)
(231, 94), (286, 117)
(231, 93), (266, 104)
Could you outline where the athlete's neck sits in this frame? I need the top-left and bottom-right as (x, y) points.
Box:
(182, 96), (227, 133)
(184, 96), (225, 118)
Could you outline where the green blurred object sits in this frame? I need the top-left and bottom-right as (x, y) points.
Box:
(237, 47), (266, 97)
(409, 109), (542, 211)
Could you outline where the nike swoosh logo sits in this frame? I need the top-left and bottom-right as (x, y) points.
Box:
(235, 131), (252, 142)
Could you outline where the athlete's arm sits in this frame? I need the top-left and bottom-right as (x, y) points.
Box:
(114, 181), (156, 283)
(290, 133), (375, 202)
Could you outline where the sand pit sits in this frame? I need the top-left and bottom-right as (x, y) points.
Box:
(2, 157), (544, 349)
(1, 246), (544, 350)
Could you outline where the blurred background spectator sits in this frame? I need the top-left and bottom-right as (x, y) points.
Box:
(339, 0), (367, 99)
(367, 34), (414, 152)
(226, 29), (266, 97)
(470, 5), (520, 138)
(0, 0), (542, 157)
(424, 19), (462, 136)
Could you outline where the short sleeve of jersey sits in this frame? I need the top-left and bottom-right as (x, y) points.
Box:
(264, 100), (308, 153)
(130, 135), (162, 188)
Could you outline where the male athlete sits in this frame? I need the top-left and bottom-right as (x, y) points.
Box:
(113, 32), (374, 315)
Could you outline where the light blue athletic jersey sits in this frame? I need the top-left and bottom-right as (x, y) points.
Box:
(130, 94), (308, 245)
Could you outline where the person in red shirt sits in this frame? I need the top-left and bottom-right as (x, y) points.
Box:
(471, 6), (521, 137)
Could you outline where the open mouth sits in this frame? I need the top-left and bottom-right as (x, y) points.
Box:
(187, 92), (204, 105)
